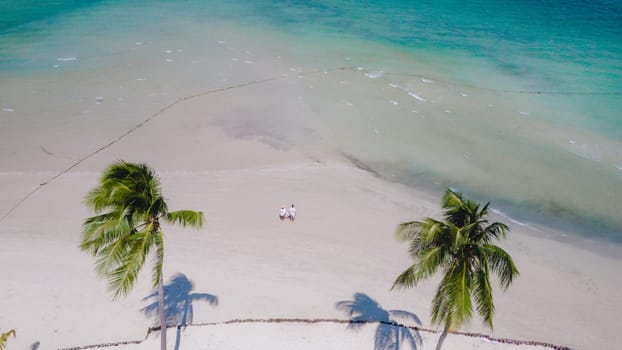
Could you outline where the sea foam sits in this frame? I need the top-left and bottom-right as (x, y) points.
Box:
(491, 208), (535, 229)
(365, 71), (384, 79)
(408, 92), (426, 101)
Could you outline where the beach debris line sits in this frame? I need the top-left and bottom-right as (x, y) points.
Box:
(55, 318), (573, 350)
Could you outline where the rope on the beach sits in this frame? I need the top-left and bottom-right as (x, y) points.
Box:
(2, 63), (615, 222)
(0, 67), (350, 223)
(55, 318), (574, 350)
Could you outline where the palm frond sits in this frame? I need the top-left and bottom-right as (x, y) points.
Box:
(108, 227), (157, 299)
(430, 271), (452, 327)
(419, 219), (447, 245)
(442, 189), (485, 228)
(482, 222), (509, 242)
(483, 244), (519, 290)
(452, 225), (463, 251)
(395, 221), (424, 241)
(413, 246), (448, 281)
(442, 189), (464, 211)
(473, 250), (495, 329)
(147, 197), (168, 218)
(448, 261), (474, 329)
(81, 211), (132, 254)
(391, 265), (419, 290)
(93, 161), (162, 213)
(84, 186), (114, 213)
(93, 233), (132, 276)
(164, 210), (205, 229)
(478, 202), (490, 218)
(0, 329), (16, 350)
(431, 261), (474, 331)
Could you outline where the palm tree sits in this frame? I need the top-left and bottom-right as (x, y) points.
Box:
(392, 189), (518, 350)
(0, 329), (16, 350)
(80, 161), (204, 350)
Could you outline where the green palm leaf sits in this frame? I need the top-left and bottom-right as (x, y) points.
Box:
(482, 244), (519, 290)
(0, 329), (16, 350)
(164, 210), (205, 228)
(392, 265), (418, 289)
(473, 250), (495, 329)
(107, 228), (155, 299)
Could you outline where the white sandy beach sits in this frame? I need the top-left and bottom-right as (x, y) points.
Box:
(1, 77), (621, 350)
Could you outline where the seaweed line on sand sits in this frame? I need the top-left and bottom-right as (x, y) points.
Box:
(56, 318), (573, 350)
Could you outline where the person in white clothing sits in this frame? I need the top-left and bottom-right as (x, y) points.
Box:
(279, 207), (288, 221)
(288, 204), (296, 222)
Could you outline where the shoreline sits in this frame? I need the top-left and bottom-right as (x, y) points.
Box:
(338, 152), (622, 259)
(1, 159), (621, 350)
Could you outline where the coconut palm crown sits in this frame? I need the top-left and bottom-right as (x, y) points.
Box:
(392, 189), (518, 349)
(81, 161), (204, 297)
(80, 161), (204, 350)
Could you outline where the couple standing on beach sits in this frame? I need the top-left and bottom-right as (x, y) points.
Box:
(279, 204), (296, 222)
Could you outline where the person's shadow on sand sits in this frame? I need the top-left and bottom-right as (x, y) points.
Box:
(336, 293), (422, 350)
(141, 273), (218, 350)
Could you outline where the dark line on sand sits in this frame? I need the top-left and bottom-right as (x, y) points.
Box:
(0, 67), (350, 222)
(339, 151), (384, 179)
(56, 318), (573, 350)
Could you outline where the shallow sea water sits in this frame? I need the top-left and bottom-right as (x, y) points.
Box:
(0, 0), (621, 242)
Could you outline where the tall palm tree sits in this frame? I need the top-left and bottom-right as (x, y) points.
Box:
(392, 189), (518, 350)
(80, 161), (204, 350)
(0, 329), (16, 350)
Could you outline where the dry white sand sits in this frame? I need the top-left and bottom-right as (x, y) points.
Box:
(1, 83), (621, 350)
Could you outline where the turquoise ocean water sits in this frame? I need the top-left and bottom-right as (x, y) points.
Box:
(1, 1), (621, 242)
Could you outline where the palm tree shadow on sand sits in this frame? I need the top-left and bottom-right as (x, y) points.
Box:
(141, 273), (218, 350)
(336, 293), (422, 350)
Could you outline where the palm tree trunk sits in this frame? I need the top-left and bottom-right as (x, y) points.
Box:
(435, 329), (448, 350)
(158, 265), (167, 350)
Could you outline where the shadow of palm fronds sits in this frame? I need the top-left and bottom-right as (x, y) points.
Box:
(141, 273), (218, 350)
(336, 293), (422, 350)
(141, 273), (218, 327)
